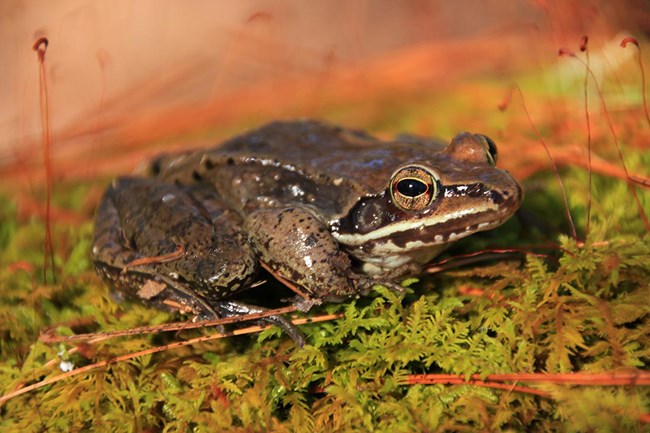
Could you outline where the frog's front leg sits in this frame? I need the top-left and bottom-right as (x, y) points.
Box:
(244, 206), (366, 310)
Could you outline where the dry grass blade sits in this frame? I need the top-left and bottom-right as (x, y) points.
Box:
(2, 312), (343, 406)
(40, 305), (300, 344)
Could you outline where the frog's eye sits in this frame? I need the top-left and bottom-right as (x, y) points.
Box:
(478, 134), (498, 165)
(390, 165), (438, 211)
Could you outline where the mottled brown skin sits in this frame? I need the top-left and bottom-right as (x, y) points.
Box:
(93, 178), (302, 342)
(93, 120), (522, 344)
(94, 178), (257, 302)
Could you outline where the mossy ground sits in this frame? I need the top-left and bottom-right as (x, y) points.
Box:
(1, 59), (649, 433)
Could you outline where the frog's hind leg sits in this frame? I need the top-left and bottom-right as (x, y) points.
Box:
(211, 300), (305, 347)
(92, 178), (222, 319)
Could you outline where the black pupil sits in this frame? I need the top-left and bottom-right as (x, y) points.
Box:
(397, 179), (427, 197)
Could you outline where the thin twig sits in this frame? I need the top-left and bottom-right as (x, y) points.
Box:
(500, 85), (578, 240)
(406, 371), (650, 386)
(40, 305), (300, 344)
(1, 313), (342, 406)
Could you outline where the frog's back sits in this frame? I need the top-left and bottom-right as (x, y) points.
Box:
(213, 119), (446, 192)
(143, 120), (447, 219)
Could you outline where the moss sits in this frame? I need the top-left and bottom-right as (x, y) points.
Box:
(1, 107), (649, 432)
(0, 157), (647, 433)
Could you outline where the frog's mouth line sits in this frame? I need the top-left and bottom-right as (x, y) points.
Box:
(333, 203), (506, 248)
(369, 216), (509, 254)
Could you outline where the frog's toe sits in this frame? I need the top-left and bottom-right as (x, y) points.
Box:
(212, 300), (305, 347)
(256, 315), (305, 347)
(288, 296), (323, 312)
(380, 281), (408, 295)
(354, 275), (407, 297)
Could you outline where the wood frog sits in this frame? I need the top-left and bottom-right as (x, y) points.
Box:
(92, 120), (522, 344)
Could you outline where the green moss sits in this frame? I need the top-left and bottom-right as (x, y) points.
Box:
(1, 120), (648, 432)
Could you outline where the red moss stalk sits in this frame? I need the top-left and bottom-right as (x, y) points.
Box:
(559, 46), (650, 232)
(620, 37), (650, 127)
(33, 37), (56, 283)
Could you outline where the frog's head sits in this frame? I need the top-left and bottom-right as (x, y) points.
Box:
(332, 132), (523, 274)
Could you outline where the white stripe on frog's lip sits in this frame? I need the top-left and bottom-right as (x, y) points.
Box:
(358, 217), (505, 256)
(332, 202), (500, 247)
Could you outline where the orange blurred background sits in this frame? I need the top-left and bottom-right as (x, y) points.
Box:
(1, 0), (648, 187)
